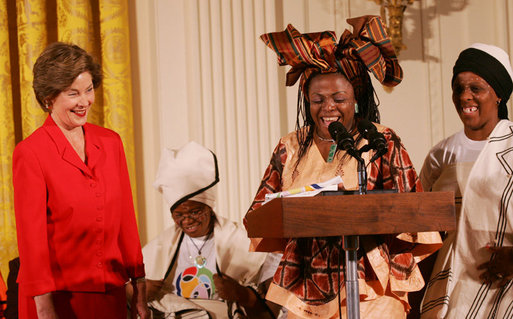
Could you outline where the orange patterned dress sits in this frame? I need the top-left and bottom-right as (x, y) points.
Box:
(245, 124), (442, 319)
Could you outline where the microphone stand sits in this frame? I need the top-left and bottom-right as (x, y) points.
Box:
(343, 154), (366, 319)
(328, 121), (374, 319)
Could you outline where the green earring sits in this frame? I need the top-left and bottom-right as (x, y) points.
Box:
(354, 103), (359, 114)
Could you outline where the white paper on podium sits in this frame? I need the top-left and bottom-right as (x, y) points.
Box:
(264, 176), (342, 204)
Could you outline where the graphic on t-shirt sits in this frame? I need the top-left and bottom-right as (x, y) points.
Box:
(175, 265), (215, 298)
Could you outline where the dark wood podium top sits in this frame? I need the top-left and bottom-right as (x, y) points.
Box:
(246, 191), (456, 238)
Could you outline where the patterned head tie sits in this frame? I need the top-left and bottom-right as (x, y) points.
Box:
(260, 15), (403, 98)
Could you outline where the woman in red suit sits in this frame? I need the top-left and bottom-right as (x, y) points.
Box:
(13, 42), (150, 319)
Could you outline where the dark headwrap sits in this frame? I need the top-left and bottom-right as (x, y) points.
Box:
(452, 43), (513, 119)
(260, 15), (403, 98)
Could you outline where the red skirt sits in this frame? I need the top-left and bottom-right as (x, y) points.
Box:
(19, 285), (127, 319)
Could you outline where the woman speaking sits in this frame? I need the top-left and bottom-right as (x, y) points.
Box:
(245, 16), (442, 319)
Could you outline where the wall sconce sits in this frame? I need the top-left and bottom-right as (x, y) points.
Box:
(376, 0), (416, 55)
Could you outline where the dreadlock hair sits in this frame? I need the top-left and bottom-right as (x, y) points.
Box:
(294, 69), (380, 166)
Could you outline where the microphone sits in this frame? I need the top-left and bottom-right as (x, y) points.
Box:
(356, 119), (387, 162)
(328, 122), (358, 159)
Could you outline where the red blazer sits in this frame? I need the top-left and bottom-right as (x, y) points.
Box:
(13, 116), (145, 297)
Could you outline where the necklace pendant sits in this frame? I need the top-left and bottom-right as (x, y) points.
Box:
(327, 143), (337, 163)
(195, 255), (206, 268)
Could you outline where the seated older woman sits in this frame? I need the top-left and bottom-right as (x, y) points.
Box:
(139, 141), (280, 319)
(245, 15), (442, 319)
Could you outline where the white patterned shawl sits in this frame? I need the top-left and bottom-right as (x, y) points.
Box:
(421, 120), (513, 318)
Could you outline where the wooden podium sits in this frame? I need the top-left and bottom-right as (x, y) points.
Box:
(246, 191), (456, 238)
(245, 191), (456, 318)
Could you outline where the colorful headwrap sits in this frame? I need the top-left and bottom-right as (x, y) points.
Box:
(260, 15), (403, 97)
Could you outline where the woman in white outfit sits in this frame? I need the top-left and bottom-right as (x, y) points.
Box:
(420, 43), (513, 319)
